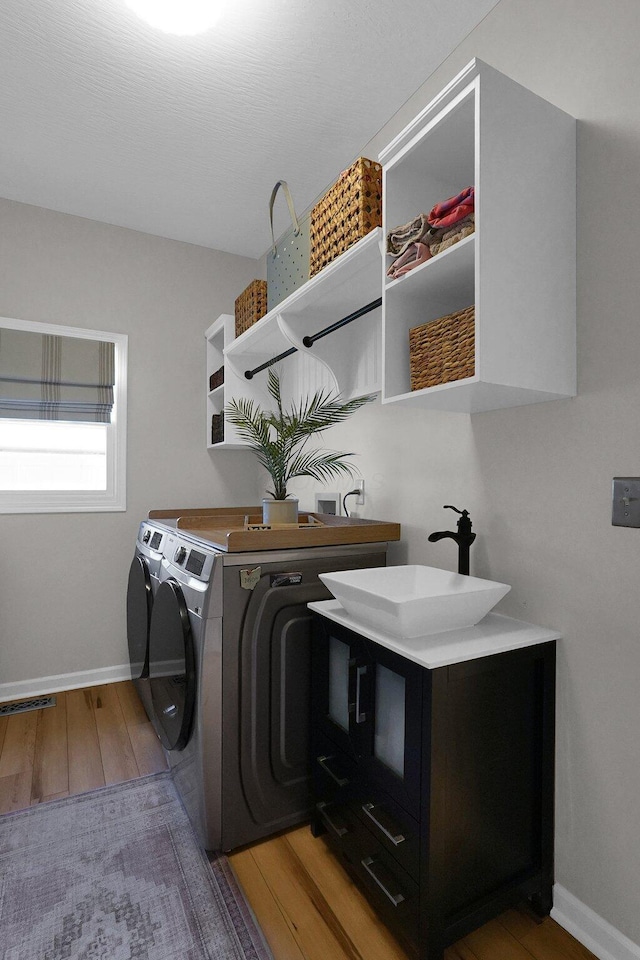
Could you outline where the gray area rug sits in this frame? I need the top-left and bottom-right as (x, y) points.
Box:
(0, 773), (272, 960)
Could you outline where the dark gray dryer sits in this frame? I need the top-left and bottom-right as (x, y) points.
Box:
(148, 530), (388, 852)
(126, 520), (170, 718)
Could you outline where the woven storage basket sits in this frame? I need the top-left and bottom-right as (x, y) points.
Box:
(211, 413), (224, 445)
(235, 279), (268, 338)
(409, 305), (475, 390)
(209, 366), (224, 392)
(309, 157), (382, 277)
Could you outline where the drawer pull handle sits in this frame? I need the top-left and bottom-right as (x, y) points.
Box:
(317, 801), (349, 837)
(361, 856), (405, 906)
(361, 802), (405, 846)
(317, 755), (349, 786)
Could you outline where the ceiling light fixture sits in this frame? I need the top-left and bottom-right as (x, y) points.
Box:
(125, 0), (227, 35)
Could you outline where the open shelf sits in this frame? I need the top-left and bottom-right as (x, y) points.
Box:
(380, 58), (576, 412)
(225, 229), (383, 400)
(205, 314), (248, 450)
(208, 230), (384, 452)
(208, 384), (224, 402)
(207, 60), (576, 450)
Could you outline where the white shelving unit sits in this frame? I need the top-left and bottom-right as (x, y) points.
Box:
(207, 59), (577, 447)
(380, 58), (576, 413)
(210, 230), (383, 450)
(225, 228), (383, 400)
(205, 314), (247, 450)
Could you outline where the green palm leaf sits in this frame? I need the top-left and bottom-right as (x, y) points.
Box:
(225, 369), (374, 500)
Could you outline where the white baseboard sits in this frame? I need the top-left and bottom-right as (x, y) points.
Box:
(0, 664), (132, 703)
(553, 884), (640, 960)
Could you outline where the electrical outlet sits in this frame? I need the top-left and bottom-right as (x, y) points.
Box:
(355, 479), (365, 505)
(315, 492), (340, 516)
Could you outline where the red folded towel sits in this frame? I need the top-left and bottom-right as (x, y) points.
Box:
(428, 186), (475, 229)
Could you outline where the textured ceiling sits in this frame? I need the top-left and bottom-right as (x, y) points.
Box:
(0, 0), (499, 258)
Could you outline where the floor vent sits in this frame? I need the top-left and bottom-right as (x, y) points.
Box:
(0, 695), (57, 717)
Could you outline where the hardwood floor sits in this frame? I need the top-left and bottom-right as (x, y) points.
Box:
(0, 681), (596, 960)
(230, 829), (597, 960)
(0, 681), (167, 812)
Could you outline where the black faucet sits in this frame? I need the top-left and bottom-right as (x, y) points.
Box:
(428, 505), (477, 576)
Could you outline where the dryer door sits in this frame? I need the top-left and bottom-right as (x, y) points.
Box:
(148, 578), (196, 751)
(220, 550), (386, 851)
(126, 555), (152, 680)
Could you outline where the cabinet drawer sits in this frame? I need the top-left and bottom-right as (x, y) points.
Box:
(354, 848), (419, 946)
(354, 791), (420, 882)
(320, 803), (419, 943)
(315, 798), (360, 844)
(313, 732), (358, 802)
(313, 732), (421, 881)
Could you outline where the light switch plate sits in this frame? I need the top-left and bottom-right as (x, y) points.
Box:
(612, 477), (640, 527)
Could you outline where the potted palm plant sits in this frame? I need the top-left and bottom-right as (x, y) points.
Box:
(225, 368), (375, 525)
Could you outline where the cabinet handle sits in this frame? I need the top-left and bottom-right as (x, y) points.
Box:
(317, 755), (349, 786)
(355, 664), (367, 723)
(361, 802), (406, 846)
(360, 856), (406, 906)
(316, 801), (349, 837)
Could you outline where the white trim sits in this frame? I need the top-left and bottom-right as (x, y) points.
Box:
(0, 316), (127, 513)
(153, 659), (186, 678)
(0, 663), (132, 703)
(552, 884), (640, 960)
(378, 57), (479, 164)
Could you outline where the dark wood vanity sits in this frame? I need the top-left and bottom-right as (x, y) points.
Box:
(309, 610), (557, 960)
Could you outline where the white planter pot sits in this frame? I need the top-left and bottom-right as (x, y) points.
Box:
(262, 497), (299, 525)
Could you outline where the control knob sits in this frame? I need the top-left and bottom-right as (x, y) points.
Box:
(142, 529), (151, 543)
(174, 546), (187, 565)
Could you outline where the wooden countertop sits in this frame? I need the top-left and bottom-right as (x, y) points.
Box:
(150, 508), (401, 552)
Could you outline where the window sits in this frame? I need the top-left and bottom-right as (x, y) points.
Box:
(0, 317), (127, 513)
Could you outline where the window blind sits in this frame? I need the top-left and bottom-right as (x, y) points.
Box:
(0, 329), (115, 423)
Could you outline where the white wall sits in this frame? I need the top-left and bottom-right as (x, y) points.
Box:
(0, 198), (259, 686)
(287, 0), (640, 947)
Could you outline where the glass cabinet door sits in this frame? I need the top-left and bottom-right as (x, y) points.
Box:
(373, 662), (406, 777)
(311, 619), (372, 760)
(327, 634), (351, 731)
(311, 616), (425, 817)
(361, 639), (425, 819)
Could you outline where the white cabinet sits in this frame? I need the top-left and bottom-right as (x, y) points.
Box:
(208, 58), (576, 443)
(380, 58), (576, 413)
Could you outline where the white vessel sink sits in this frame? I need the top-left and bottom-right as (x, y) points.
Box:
(319, 565), (511, 639)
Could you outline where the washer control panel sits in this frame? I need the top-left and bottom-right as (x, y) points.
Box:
(185, 550), (207, 576)
(138, 522), (164, 553)
(163, 533), (218, 583)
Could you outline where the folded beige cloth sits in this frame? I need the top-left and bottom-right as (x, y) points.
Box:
(386, 213), (431, 255)
(386, 213), (476, 276)
(429, 219), (475, 256)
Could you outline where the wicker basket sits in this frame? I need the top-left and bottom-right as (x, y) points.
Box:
(235, 280), (268, 338)
(209, 366), (224, 392)
(309, 157), (383, 277)
(409, 305), (475, 390)
(211, 413), (224, 445)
